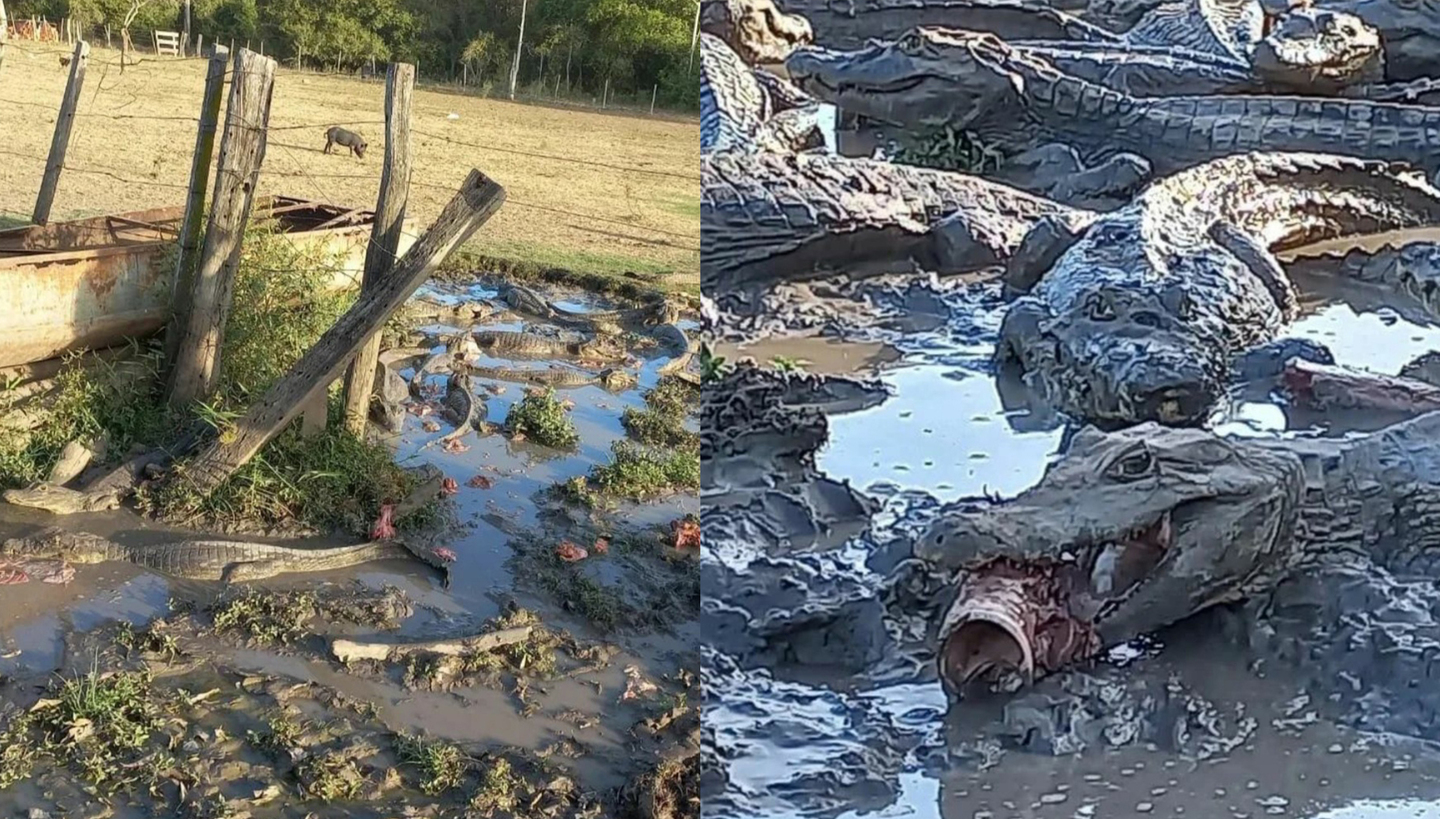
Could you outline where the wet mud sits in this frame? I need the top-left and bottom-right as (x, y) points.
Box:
(0, 277), (700, 819)
(700, 235), (1440, 818)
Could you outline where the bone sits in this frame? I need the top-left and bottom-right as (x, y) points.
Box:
(939, 572), (1038, 693)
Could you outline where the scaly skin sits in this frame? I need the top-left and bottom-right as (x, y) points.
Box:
(912, 411), (1440, 698)
(3, 484), (121, 514)
(1014, 11), (1406, 99)
(994, 152), (1440, 428)
(774, 0), (1119, 50)
(702, 0), (815, 63)
(467, 365), (638, 391)
(701, 150), (1086, 293)
(701, 33), (826, 153)
(0, 527), (418, 582)
(1121, 0), (1262, 59)
(785, 28), (1440, 176)
(471, 330), (626, 362)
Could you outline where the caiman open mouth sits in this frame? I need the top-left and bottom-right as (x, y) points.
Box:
(939, 505), (1190, 695)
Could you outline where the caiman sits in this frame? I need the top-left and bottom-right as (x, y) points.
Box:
(701, 33), (826, 153)
(471, 330), (626, 362)
(911, 409), (1440, 699)
(773, 0), (1119, 50)
(702, 0), (815, 63)
(1319, 0), (1440, 81)
(3, 483), (122, 515)
(503, 284), (679, 330)
(785, 28), (1440, 177)
(993, 151), (1440, 428)
(435, 369), (484, 446)
(0, 527), (424, 582)
(467, 365), (638, 391)
(701, 150), (1086, 293)
(1009, 10), (1429, 99)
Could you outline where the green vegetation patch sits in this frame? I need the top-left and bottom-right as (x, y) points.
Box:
(504, 388), (580, 449)
(621, 376), (699, 449)
(207, 586), (413, 647)
(397, 733), (470, 796)
(0, 667), (166, 791)
(558, 440), (699, 509)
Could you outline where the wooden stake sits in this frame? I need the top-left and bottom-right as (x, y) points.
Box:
(341, 62), (415, 435)
(178, 170), (505, 494)
(651, 83), (657, 114)
(0, 0), (9, 76)
(602, 77), (608, 109)
(164, 44), (229, 374)
(32, 40), (88, 225)
(168, 48), (277, 409)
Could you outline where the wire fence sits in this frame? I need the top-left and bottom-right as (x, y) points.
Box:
(0, 43), (700, 256)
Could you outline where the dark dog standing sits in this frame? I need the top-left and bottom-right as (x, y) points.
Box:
(323, 126), (367, 159)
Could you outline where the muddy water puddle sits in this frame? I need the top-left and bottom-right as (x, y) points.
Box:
(708, 265), (1440, 817)
(0, 278), (699, 815)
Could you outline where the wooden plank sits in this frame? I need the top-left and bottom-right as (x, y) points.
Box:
(167, 48), (276, 409)
(311, 206), (368, 232)
(179, 169), (505, 494)
(32, 40), (88, 225)
(341, 62), (415, 435)
(164, 44), (229, 375)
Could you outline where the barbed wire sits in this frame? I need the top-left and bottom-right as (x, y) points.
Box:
(411, 128), (698, 182)
(0, 146), (191, 189)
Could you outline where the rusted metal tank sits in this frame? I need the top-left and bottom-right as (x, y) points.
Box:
(0, 196), (417, 369)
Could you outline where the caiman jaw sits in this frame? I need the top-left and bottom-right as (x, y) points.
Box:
(938, 510), (1176, 695)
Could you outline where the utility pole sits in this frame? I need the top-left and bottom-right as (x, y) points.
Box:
(508, 0), (527, 100)
(689, 0), (700, 72)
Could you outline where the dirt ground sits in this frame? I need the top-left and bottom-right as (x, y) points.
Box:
(0, 41), (700, 287)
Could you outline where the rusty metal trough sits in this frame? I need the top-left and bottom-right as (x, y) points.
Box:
(0, 196), (416, 369)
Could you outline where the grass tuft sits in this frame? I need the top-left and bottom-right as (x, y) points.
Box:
(504, 388), (580, 449)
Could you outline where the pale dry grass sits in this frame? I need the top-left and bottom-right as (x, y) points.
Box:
(0, 42), (700, 286)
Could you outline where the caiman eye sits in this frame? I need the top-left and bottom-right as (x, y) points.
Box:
(898, 32), (926, 54)
(1106, 447), (1156, 482)
(1086, 297), (1115, 322)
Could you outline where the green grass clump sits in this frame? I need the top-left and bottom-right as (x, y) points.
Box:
(0, 347), (174, 489)
(218, 225), (354, 401)
(592, 441), (700, 502)
(0, 667), (164, 790)
(621, 377), (698, 449)
(397, 733), (469, 796)
(146, 411), (423, 533)
(209, 587), (320, 646)
(505, 389), (580, 449)
(469, 756), (522, 813)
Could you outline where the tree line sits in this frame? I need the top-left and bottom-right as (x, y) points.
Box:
(10, 0), (700, 109)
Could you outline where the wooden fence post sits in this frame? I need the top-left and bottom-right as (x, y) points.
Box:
(197, 33), (203, 56)
(179, 170), (506, 494)
(168, 48), (277, 409)
(650, 83), (657, 114)
(32, 40), (88, 225)
(602, 77), (608, 109)
(105, 25), (110, 48)
(341, 62), (415, 435)
(164, 44), (229, 374)
(0, 0), (9, 76)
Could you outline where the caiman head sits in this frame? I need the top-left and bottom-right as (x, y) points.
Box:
(701, 0), (814, 64)
(1253, 7), (1384, 90)
(599, 368), (639, 391)
(914, 424), (1304, 698)
(2, 483), (121, 514)
(785, 28), (1044, 130)
(0, 526), (113, 563)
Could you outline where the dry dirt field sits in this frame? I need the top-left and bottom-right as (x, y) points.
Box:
(0, 41), (700, 288)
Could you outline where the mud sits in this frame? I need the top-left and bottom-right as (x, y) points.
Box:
(700, 239), (1440, 818)
(0, 277), (700, 818)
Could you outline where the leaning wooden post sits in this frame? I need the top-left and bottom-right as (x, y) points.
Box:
(168, 48), (276, 409)
(650, 83), (657, 114)
(179, 171), (505, 494)
(164, 44), (229, 373)
(340, 62), (415, 435)
(32, 40), (88, 225)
